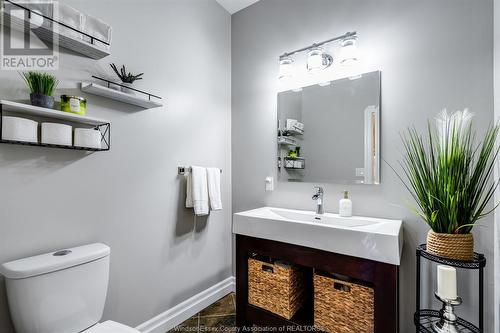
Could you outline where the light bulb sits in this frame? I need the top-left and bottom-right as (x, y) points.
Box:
(279, 56), (294, 80)
(307, 47), (333, 73)
(340, 36), (358, 66)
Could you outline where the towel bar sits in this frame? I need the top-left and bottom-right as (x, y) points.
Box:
(178, 166), (222, 175)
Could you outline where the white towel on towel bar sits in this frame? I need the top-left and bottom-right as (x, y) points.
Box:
(207, 167), (222, 211)
(185, 172), (193, 208)
(190, 166), (209, 216)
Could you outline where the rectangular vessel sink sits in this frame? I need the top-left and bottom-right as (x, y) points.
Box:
(233, 207), (403, 265)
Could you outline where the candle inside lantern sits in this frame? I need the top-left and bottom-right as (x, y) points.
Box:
(436, 265), (457, 300)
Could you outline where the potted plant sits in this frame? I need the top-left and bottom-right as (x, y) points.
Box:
(110, 63), (143, 95)
(393, 110), (499, 261)
(21, 71), (59, 109)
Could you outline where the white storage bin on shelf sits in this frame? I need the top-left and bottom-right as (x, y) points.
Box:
(1, 116), (38, 143)
(41, 123), (72, 146)
(9, 0), (53, 28)
(82, 14), (112, 51)
(57, 3), (84, 39)
(2, 0), (111, 59)
(74, 128), (101, 149)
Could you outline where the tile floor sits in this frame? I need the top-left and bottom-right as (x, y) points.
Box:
(168, 293), (236, 332)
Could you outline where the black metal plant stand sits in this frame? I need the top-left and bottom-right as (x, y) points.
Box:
(415, 244), (485, 333)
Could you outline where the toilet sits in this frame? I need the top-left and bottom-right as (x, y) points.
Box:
(0, 243), (139, 333)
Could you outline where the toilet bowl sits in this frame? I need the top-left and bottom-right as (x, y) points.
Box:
(0, 243), (139, 333)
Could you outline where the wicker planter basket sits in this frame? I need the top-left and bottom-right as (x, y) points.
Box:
(314, 272), (374, 333)
(248, 257), (305, 319)
(427, 230), (474, 261)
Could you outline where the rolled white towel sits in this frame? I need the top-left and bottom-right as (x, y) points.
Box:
(2, 116), (38, 143)
(74, 128), (101, 149)
(41, 123), (72, 146)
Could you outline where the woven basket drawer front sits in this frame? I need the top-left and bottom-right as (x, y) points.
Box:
(314, 273), (374, 333)
(248, 258), (305, 320)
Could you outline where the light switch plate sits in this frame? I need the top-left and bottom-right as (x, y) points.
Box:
(265, 176), (274, 191)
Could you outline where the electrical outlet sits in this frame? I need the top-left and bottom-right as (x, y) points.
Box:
(356, 168), (365, 177)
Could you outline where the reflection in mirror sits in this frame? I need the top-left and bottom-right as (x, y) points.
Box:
(277, 71), (381, 184)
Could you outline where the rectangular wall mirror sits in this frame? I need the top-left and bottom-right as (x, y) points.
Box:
(277, 70), (381, 184)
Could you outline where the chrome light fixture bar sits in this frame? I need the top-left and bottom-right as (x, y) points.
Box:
(279, 31), (357, 60)
(278, 31), (358, 80)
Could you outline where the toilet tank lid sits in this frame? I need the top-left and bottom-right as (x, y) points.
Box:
(0, 243), (110, 279)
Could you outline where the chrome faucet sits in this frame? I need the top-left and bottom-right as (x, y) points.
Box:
(312, 186), (324, 214)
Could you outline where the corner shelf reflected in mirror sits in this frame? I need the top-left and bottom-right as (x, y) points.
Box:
(283, 157), (305, 170)
(278, 136), (298, 147)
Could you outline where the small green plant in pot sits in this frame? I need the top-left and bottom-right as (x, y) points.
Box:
(21, 71), (59, 109)
(392, 110), (499, 261)
(110, 63), (143, 95)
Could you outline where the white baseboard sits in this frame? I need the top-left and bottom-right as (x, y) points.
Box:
(136, 276), (236, 333)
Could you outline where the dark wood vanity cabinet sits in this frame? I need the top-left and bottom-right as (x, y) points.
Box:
(235, 235), (399, 332)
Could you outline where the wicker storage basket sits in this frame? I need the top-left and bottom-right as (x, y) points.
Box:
(314, 272), (374, 333)
(248, 257), (305, 319)
(427, 230), (474, 261)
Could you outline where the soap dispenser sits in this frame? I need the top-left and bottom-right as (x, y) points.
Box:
(339, 191), (352, 217)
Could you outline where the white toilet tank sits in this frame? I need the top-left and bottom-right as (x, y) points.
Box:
(0, 243), (111, 333)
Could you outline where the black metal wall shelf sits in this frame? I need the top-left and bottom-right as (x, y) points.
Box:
(2, 0), (110, 59)
(0, 137), (108, 152)
(415, 244), (484, 333)
(81, 77), (163, 109)
(0, 100), (110, 152)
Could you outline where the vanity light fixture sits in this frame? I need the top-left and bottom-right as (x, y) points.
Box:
(307, 46), (333, 73)
(278, 31), (357, 79)
(279, 56), (295, 80)
(340, 35), (358, 66)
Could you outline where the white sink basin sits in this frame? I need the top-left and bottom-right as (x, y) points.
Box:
(233, 207), (403, 265)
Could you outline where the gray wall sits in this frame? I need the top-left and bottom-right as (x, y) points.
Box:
(0, 0), (231, 331)
(494, 0), (500, 330)
(232, 0), (494, 332)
